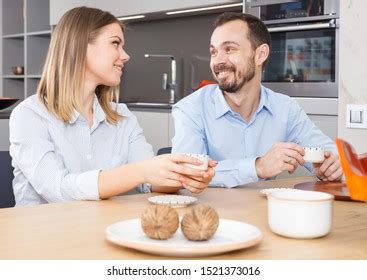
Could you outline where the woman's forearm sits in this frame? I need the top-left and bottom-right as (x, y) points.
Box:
(98, 161), (146, 199)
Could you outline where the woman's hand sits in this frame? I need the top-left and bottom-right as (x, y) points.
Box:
(139, 154), (217, 193)
(179, 160), (217, 193)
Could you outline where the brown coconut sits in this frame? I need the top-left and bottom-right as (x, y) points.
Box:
(181, 204), (219, 241)
(141, 205), (179, 240)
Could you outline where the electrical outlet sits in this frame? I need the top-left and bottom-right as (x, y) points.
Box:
(346, 104), (367, 129)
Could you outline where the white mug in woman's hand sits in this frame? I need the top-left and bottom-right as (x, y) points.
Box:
(181, 153), (209, 171)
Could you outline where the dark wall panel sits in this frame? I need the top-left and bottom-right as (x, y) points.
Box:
(120, 13), (221, 103)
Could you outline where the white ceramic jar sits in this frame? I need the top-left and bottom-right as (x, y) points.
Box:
(268, 190), (334, 239)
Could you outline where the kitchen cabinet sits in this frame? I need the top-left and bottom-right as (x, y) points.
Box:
(0, 119), (10, 151)
(294, 97), (338, 142)
(50, 0), (241, 25)
(1, 0), (51, 100)
(140, 0), (241, 14)
(129, 108), (174, 154)
(50, 0), (142, 25)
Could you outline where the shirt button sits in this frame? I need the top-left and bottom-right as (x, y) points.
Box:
(86, 154), (92, 160)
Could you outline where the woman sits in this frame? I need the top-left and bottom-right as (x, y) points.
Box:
(9, 7), (216, 206)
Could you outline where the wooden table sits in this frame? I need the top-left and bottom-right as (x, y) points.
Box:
(0, 177), (366, 259)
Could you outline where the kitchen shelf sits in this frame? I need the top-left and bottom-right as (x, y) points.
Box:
(26, 0), (50, 33)
(27, 30), (51, 37)
(27, 35), (50, 75)
(2, 79), (24, 99)
(27, 77), (40, 96)
(2, 37), (24, 76)
(2, 33), (25, 39)
(2, 0), (24, 36)
(1, 0), (51, 99)
(3, 75), (25, 79)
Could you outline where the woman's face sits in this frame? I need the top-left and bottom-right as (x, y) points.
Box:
(85, 22), (130, 87)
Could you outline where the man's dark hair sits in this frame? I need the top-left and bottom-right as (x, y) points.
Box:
(214, 12), (271, 68)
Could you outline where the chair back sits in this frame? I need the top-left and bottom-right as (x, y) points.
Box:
(0, 151), (15, 208)
(336, 138), (367, 201)
(157, 147), (172, 155)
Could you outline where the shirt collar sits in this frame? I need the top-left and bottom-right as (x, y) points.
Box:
(93, 96), (107, 124)
(214, 86), (232, 119)
(69, 111), (80, 124)
(257, 85), (273, 116)
(213, 85), (273, 119)
(68, 95), (107, 124)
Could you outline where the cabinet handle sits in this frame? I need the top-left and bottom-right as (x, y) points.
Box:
(268, 20), (336, 33)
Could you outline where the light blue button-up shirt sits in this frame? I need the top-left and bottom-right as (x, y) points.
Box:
(172, 85), (336, 187)
(9, 95), (153, 206)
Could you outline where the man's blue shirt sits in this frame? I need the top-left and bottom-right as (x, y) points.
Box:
(172, 84), (336, 187)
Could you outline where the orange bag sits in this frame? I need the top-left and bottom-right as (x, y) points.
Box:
(336, 138), (367, 201)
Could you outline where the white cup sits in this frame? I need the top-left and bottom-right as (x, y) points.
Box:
(303, 147), (325, 163)
(181, 153), (209, 171)
(268, 190), (334, 239)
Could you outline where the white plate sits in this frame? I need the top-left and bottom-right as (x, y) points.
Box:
(106, 218), (263, 257)
(260, 188), (304, 197)
(148, 195), (197, 208)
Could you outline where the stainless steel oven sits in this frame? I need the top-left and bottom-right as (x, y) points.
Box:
(245, 0), (339, 98)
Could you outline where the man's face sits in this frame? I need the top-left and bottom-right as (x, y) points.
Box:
(210, 20), (256, 93)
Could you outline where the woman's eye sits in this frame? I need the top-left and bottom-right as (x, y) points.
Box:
(112, 41), (119, 47)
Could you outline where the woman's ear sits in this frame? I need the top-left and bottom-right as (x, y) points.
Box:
(255, 44), (270, 67)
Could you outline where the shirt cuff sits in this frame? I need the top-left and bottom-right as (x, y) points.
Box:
(136, 183), (152, 193)
(213, 158), (260, 188)
(238, 157), (259, 184)
(75, 169), (101, 200)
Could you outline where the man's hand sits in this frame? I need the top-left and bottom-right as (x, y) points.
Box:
(256, 142), (305, 179)
(313, 151), (343, 181)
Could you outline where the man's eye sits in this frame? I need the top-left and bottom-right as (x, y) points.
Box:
(210, 50), (217, 56)
(225, 47), (235, 53)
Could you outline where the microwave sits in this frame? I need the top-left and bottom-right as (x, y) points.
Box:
(245, 0), (340, 98)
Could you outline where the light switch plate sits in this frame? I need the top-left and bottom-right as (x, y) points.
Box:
(346, 104), (367, 129)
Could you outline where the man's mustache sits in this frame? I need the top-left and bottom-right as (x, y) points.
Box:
(213, 63), (236, 72)
(213, 63), (236, 73)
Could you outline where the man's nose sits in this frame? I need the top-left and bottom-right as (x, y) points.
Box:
(211, 51), (227, 65)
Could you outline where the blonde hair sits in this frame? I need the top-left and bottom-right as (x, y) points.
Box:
(38, 6), (124, 124)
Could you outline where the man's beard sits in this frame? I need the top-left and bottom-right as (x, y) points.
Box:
(212, 58), (256, 93)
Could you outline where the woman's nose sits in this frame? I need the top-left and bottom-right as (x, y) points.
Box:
(120, 48), (130, 62)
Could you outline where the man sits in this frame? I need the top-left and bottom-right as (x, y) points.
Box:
(172, 12), (342, 187)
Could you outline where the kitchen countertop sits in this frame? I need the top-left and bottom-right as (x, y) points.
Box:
(125, 102), (173, 110)
(0, 110), (12, 119)
(0, 102), (173, 119)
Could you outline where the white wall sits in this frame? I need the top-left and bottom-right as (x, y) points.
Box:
(338, 0), (367, 153)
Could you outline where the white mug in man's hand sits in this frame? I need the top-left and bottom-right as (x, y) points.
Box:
(303, 147), (325, 163)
